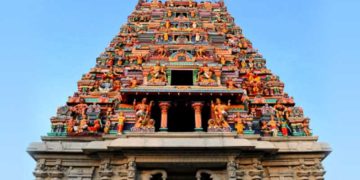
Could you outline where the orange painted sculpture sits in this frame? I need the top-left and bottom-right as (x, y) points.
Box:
(117, 112), (126, 135)
(234, 113), (244, 134)
(197, 63), (216, 84)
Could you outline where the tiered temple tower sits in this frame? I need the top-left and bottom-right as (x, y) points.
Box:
(28, 0), (330, 179)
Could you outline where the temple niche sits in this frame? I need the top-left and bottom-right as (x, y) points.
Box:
(28, 0), (330, 179)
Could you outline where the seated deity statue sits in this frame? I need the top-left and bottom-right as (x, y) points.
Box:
(197, 63), (216, 84)
(88, 119), (101, 133)
(133, 98), (153, 120)
(149, 62), (167, 84)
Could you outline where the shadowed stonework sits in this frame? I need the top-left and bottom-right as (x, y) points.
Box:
(28, 0), (330, 179)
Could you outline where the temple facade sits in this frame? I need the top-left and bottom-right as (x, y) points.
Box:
(28, 0), (330, 179)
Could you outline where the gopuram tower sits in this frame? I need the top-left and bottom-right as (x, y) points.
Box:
(28, 0), (330, 179)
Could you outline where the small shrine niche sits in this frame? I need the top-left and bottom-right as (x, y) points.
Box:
(170, 70), (194, 85)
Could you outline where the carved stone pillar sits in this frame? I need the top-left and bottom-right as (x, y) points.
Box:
(192, 102), (204, 131)
(159, 101), (171, 132)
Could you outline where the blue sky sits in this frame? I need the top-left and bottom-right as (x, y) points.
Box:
(0, 0), (359, 179)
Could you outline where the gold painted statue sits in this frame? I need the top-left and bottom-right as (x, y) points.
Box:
(234, 113), (244, 134)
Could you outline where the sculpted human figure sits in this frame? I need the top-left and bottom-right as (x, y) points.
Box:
(67, 117), (76, 133)
(133, 98), (153, 120)
(234, 113), (244, 134)
(130, 77), (138, 88)
(302, 119), (311, 136)
(78, 115), (88, 133)
(104, 119), (111, 134)
(72, 99), (88, 118)
(88, 119), (101, 133)
(196, 46), (205, 57)
(274, 100), (287, 120)
(211, 98), (231, 126)
(149, 62), (167, 83)
(226, 78), (237, 89)
(198, 63), (215, 83)
(268, 116), (279, 137)
(118, 112), (126, 134)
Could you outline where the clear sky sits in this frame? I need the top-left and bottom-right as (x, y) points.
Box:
(0, 0), (359, 179)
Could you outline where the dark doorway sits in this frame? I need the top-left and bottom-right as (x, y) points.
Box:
(150, 173), (164, 180)
(168, 100), (195, 132)
(200, 173), (213, 180)
(171, 70), (193, 86)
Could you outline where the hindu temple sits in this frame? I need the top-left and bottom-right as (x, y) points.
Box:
(28, 0), (330, 179)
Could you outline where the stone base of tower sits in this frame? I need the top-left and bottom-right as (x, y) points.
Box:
(28, 133), (330, 180)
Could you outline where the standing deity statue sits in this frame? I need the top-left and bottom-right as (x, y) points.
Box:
(118, 112), (126, 135)
(209, 98), (231, 130)
(234, 113), (244, 134)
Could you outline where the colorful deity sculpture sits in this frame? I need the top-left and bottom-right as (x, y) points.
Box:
(280, 120), (290, 137)
(130, 77), (138, 88)
(103, 119), (112, 134)
(226, 78), (237, 89)
(212, 99), (231, 123)
(88, 119), (101, 133)
(302, 119), (311, 136)
(149, 62), (167, 84)
(234, 113), (244, 134)
(117, 112), (126, 135)
(134, 98), (153, 120)
(197, 63), (216, 84)
(274, 100), (287, 121)
(78, 116), (89, 133)
(268, 116), (279, 137)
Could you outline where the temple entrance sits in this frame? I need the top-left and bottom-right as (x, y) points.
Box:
(171, 70), (194, 86)
(168, 99), (195, 132)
